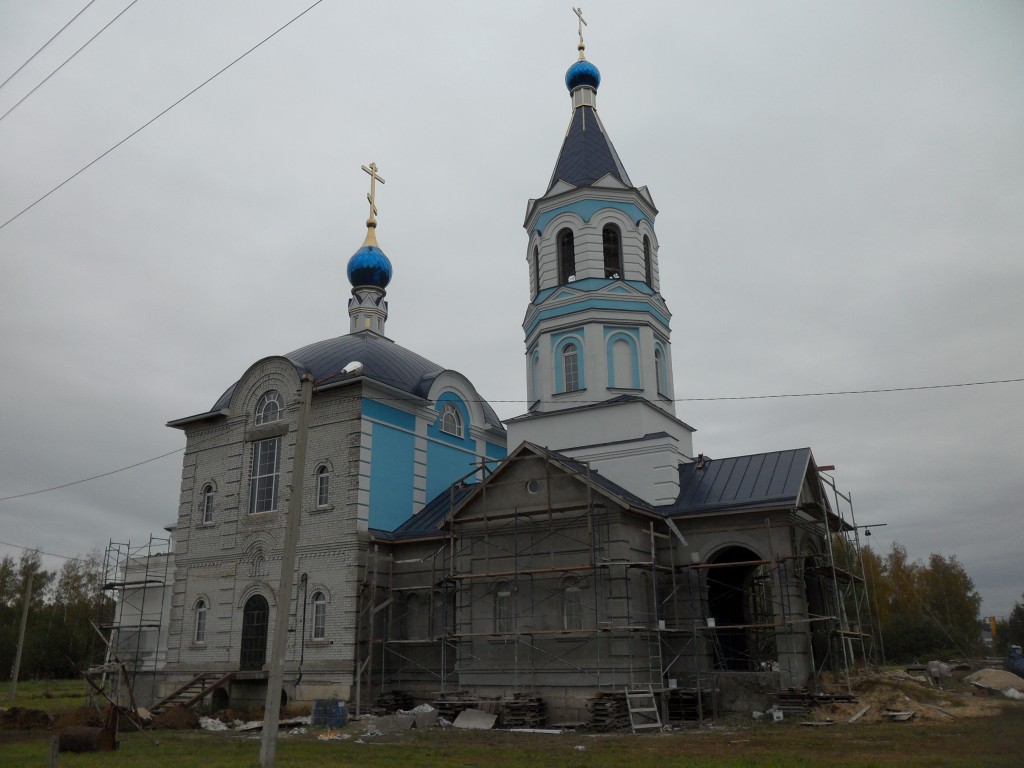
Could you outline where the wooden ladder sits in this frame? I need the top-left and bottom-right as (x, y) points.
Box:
(149, 671), (234, 717)
(625, 685), (662, 732)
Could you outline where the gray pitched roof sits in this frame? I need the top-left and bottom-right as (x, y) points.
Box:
(663, 448), (814, 516)
(547, 106), (632, 191)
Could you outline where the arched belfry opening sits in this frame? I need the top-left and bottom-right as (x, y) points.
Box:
(706, 546), (777, 671)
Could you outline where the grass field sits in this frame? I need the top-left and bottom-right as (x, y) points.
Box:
(5, 678), (91, 714)
(2, 699), (1021, 768)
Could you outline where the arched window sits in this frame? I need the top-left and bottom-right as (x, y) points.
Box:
(255, 391), (284, 425)
(195, 599), (208, 643)
(201, 484), (214, 523)
(249, 437), (281, 514)
(532, 245), (540, 297)
(494, 582), (512, 634)
(643, 235), (652, 287)
(561, 342), (580, 392)
(316, 466), (330, 507)
(440, 403), (463, 437)
(557, 228), (575, 284)
(654, 345), (669, 397)
(563, 583), (584, 631)
(312, 592), (327, 640)
(603, 224), (622, 279)
(529, 350), (540, 405)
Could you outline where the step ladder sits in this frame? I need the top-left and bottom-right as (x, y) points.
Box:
(149, 671), (234, 717)
(625, 685), (662, 732)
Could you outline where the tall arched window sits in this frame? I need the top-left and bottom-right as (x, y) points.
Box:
(643, 235), (653, 287)
(255, 391), (284, 425)
(654, 345), (669, 397)
(532, 245), (540, 297)
(494, 582), (512, 634)
(603, 224), (622, 279)
(195, 599), (208, 643)
(557, 228), (575, 284)
(529, 350), (540, 405)
(562, 342), (580, 392)
(316, 466), (330, 507)
(312, 592), (327, 640)
(440, 403), (463, 437)
(201, 484), (214, 523)
(563, 582), (584, 631)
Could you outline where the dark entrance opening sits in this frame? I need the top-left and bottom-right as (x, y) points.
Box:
(706, 546), (777, 670)
(240, 594), (269, 670)
(804, 554), (832, 672)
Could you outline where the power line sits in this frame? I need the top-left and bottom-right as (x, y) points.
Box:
(0, 0), (327, 233)
(0, 446), (184, 502)
(0, 540), (85, 563)
(0, 375), (1018, 505)
(0, 0), (141, 124)
(0, 0), (99, 92)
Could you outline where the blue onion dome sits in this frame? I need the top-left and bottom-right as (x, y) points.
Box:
(347, 243), (392, 289)
(565, 58), (600, 92)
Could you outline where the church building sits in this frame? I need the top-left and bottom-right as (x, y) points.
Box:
(132, 18), (870, 725)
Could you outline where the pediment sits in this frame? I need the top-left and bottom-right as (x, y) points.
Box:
(591, 173), (629, 190)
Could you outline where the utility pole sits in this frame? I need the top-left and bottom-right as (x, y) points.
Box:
(9, 570), (34, 702)
(260, 373), (313, 768)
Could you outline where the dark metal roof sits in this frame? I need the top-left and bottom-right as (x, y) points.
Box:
(208, 330), (502, 428)
(547, 106), (632, 191)
(662, 448), (813, 516)
(380, 484), (477, 540)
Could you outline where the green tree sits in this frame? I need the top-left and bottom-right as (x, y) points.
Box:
(995, 594), (1024, 653)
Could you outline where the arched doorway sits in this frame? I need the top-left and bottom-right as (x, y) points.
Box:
(706, 546), (776, 670)
(240, 594), (269, 670)
(803, 553), (832, 671)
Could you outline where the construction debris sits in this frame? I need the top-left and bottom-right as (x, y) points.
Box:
(453, 708), (497, 730)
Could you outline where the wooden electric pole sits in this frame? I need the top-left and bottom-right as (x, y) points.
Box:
(9, 570), (34, 702)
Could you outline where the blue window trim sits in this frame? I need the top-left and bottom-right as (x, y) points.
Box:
(552, 332), (586, 393)
(605, 328), (640, 389)
(428, 392), (473, 446)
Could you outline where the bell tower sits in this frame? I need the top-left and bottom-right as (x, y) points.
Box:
(506, 12), (695, 505)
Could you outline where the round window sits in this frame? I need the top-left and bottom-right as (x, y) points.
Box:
(526, 479), (541, 495)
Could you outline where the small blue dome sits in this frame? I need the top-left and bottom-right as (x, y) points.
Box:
(565, 59), (600, 92)
(347, 244), (392, 289)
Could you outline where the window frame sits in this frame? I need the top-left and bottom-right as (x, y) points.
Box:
(563, 585), (584, 631)
(316, 465), (330, 507)
(194, 599), (208, 644)
(255, 391), (284, 425)
(249, 437), (282, 514)
(201, 484), (214, 523)
(562, 342), (580, 392)
(494, 582), (512, 634)
(643, 235), (653, 287)
(602, 224), (623, 279)
(439, 403), (463, 437)
(312, 591), (327, 640)
(557, 228), (576, 284)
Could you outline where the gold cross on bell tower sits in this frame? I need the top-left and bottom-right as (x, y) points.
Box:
(361, 161), (385, 226)
(573, 7), (587, 59)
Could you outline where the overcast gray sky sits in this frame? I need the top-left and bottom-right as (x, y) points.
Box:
(1, 1), (1021, 619)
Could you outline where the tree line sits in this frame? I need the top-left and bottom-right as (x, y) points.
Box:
(1, 550), (113, 681)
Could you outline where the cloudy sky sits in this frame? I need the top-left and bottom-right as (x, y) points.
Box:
(1, 1), (1021, 619)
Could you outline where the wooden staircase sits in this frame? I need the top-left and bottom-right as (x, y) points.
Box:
(625, 685), (662, 732)
(149, 672), (235, 717)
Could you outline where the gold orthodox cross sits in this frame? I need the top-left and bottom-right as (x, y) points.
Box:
(573, 7), (587, 53)
(361, 162), (385, 223)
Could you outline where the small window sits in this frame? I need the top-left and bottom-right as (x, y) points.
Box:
(532, 245), (540, 297)
(440, 403), (463, 437)
(563, 586), (584, 631)
(494, 582), (512, 634)
(603, 224), (622, 279)
(201, 484), (214, 523)
(316, 466), (330, 507)
(643, 235), (653, 287)
(655, 346), (669, 397)
(195, 599), (207, 643)
(255, 391), (284, 425)
(557, 228), (576, 284)
(249, 437), (281, 514)
(312, 592), (326, 640)
(562, 343), (580, 392)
